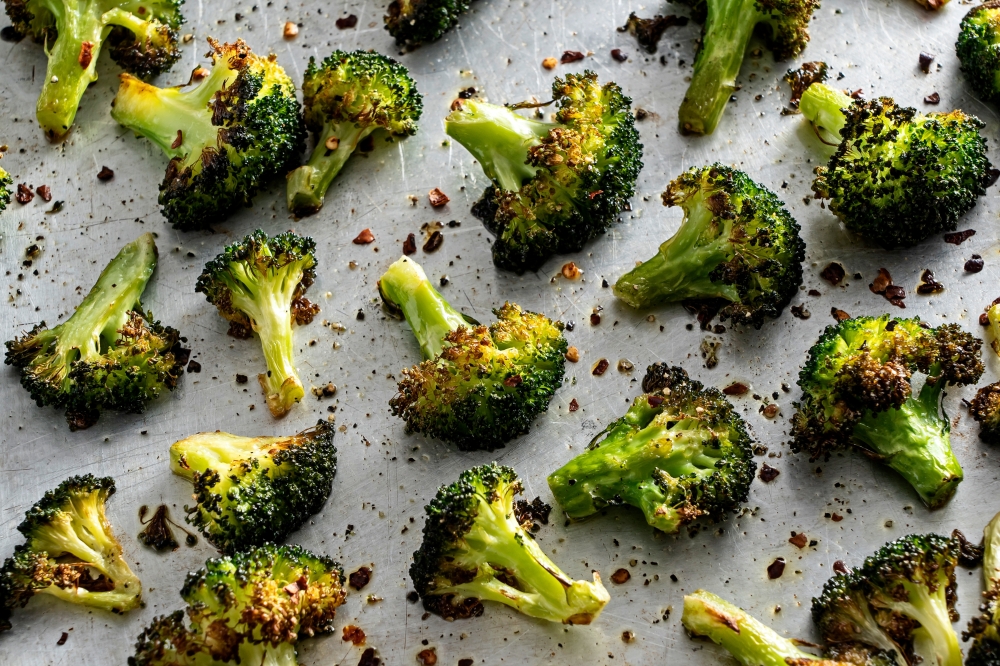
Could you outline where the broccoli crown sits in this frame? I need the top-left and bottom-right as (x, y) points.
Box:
(0, 166), (11, 212)
(970, 382), (1000, 445)
(812, 534), (962, 666)
(964, 511), (1000, 666)
(958, 1), (1000, 105)
(410, 463), (610, 624)
(169, 421), (337, 554)
(384, 0), (471, 46)
(4, 233), (186, 430)
(614, 164), (805, 328)
(446, 71), (643, 273)
(111, 38), (304, 230)
(548, 364), (756, 534)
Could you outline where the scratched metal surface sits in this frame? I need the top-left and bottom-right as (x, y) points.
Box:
(0, 0), (999, 664)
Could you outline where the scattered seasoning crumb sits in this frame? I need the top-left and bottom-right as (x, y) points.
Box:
(422, 230), (443, 253)
(953, 529), (985, 568)
(428, 188), (449, 207)
(966, 255), (984, 273)
(336, 14), (358, 29)
(97, 166), (114, 181)
(561, 262), (582, 279)
(789, 532), (808, 548)
(568, 398), (579, 412)
(358, 648), (380, 666)
(833, 560), (849, 574)
(611, 48), (628, 62)
(590, 312), (601, 326)
(283, 21), (298, 38)
(592, 358), (610, 376)
(924, 92), (940, 105)
(981, 312), (991, 326)
(700, 337), (721, 369)
(458, 87), (476, 99)
(57, 632), (69, 646)
(762, 403), (779, 419)
(790, 304), (810, 319)
(944, 229), (976, 245)
(407, 591), (419, 603)
(808, 289), (821, 297)
(621, 630), (635, 643)
(186, 360), (201, 373)
(758, 463), (780, 483)
(917, 269), (944, 294)
(831, 307), (851, 322)
(870, 267), (892, 294)
(349, 566), (372, 591)
(353, 228), (375, 244)
(416, 648), (437, 665)
(342, 625), (366, 645)
(561, 50), (585, 63)
(831, 512), (844, 522)
(170, 130), (183, 149)
(311, 383), (337, 398)
(459, 660), (474, 666)
(919, 52), (935, 73)
(617, 359), (634, 373)
(402, 233), (417, 255)
(565, 346), (579, 363)
(235, 374), (248, 384)
(723, 382), (748, 396)
(767, 558), (786, 579)
(15, 183), (33, 204)
(35, 185), (51, 202)
(820, 262), (845, 285)
(542, 56), (558, 69)
(611, 568), (631, 584)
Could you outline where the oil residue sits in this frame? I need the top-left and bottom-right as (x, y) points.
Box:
(138, 505), (197, 551)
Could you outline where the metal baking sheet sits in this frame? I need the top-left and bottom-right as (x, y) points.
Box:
(1, 0), (998, 663)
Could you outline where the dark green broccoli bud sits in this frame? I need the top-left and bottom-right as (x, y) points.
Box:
(812, 534), (962, 666)
(410, 463), (610, 624)
(445, 71), (642, 273)
(380, 256), (566, 450)
(384, 0), (470, 47)
(0, 475), (141, 633)
(4, 233), (185, 430)
(169, 421), (337, 555)
(613, 164), (805, 329)
(964, 511), (1000, 666)
(196, 230), (318, 418)
(958, 2), (1000, 104)
(111, 38), (305, 230)
(0, 165), (11, 212)
(800, 82), (992, 248)
(548, 364), (756, 534)
(287, 50), (422, 217)
(970, 382), (1000, 445)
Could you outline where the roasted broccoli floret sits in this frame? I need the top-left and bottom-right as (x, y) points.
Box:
(4, 233), (185, 430)
(971, 382), (1000, 445)
(548, 364), (756, 534)
(964, 511), (1000, 666)
(286, 50), (422, 217)
(384, 0), (471, 46)
(613, 164), (805, 329)
(0, 475), (141, 632)
(799, 82), (992, 248)
(813, 534), (962, 666)
(958, 2), (1000, 104)
(380, 256), (566, 450)
(445, 71), (642, 273)
(129, 543), (346, 666)
(111, 38), (304, 230)
(0, 166), (11, 212)
(410, 463), (609, 624)
(169, 421), (337, 554)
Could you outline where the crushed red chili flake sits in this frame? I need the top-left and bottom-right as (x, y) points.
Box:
(15, 183), (33, 204)
(833, 560), (849, 574)
(561, 50), (585, 63)
(417, 648), (437, 665)
(831, 512), (844, 522)
(428, 187), (450, 207)
(723, 383), (749, 396)
(767, 558), (786, 579)
(590, 312), (601, 326)
(808, 289), (821, 297)
(789, 532), (808, 548)
(35, 185), (51, 202)
(758, 463), (780, 483)
(611, 48), (628, 62)
(944, 229), (976, 244)
(592, 359), (610, 376)
(610, 568), (631, 584)
(336, 14), (358, 28)
(353, 228), (375, 244)
(924, 92), (940, 105)
(850, 89), (864, 99)
(343, 625), (366, 645)
(422, 230), (443, 253)
(78, 41), (93, 68)
(97, 166), (114, 181)
(870, 268), (892, 294)
(569, 398), (579, 412)
(402, 233), (416, 255)
(966, 255), (985, 273)
(503, 375), (523, 388)
(919, 52), (935, 73)
(588, 189), (604, 199)
(171, 130), (183, 149)
(57, 632), (69, 646)
(349, 566), (372, 590)
(831, 307), (851, 322)
(647, 395), (664, 407)
(820, 262), (845, 285)
(916, 269), (944, 294)
(981, 312), (991, 326)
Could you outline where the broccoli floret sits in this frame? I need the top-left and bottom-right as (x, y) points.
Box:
(380, 256), (566, 450)
(129, 543), (346, 666)
(958, 2), (1000, 104)
(971, 382), (1000, 444)
(4, 233), (185, 430)
(0, 475), (141, 632)
(613, 164), (805, 329)
(445, 71), (642, 273)
(410, 463), (609, 624)
(548, 364), (756, 534)
(813, 534), (962, 666)
(0, 165), (11, 212)
(111, 38), (304, 230)
(196, 230), (318, 418)
(169, 421), (337, 554)
(964, 511), (1000, 666)
(384, 0), (471, 46)
(286, 50), (422, 217)
(800, 82), (992, 248)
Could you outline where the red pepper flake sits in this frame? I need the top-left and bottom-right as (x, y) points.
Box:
(758, 463), (780, 483)
(966, 255), (985, 273)
(789, 532), (808, 548)
(820, 262), (845, 285)
(833, 560), (849, 575)
(831, 307), (851, 322)
(35, 185), (51, 202)
(170, 130), (183, 149)
(610, 568), (631, 584)
(870, 267), (892, 294)
(647, 395), (664, 407)
(561, 50), (585, 64)
(15, 183), (33, 204)
(97, 166), (114, 181)
(919, 52), (935, 73)
(981, 312), (991, 326)
(335, 14), (358, 28)
(402, 233), (416, 255)
(428, 187), (450, 207)
(850, 89), (864, 99)
(944, 229), (976, 245)
(353, 228), (375, 244)
(349, 566), (372, 590)
(568, 398), (579, 412)
(831, 512), (844, 522)
(611, 48), (628, 62)
(723, 382), (749, 396)
(924, 92), (940, 105)
(78, 41), (93, 69)
(916, 269), (944, 294)
(590, 312), (601, 326)
(885, 285), (906, 308)
(767, 558), (786, 579)
(342, 625), (366, 645)
(808, 289), (821, 297)
(592, 359), (610, 376)
(588, 190), (604, 199)
(416, 648), (437, 666)
(57, 632), (69, 646)
(422, 230), (443, 253)
(503, 375), (523, 388)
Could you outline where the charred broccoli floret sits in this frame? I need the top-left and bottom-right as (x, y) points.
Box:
(410, 463), (609, 624)
(111, 38), (304, 230)
(445, 71), (642, 273)
(4, 233), (185, 430)
(0, 166), (11, 212)
(800, 82), (992, 248)
(286, 50), (422, 217)
(958, 2), (1000, 104)
(169, 421), (337, 555)
(970, 382), (1000, 444)
(613, 164), (805, 329)
(964, 511), (1000, 666)
(384, 0), (471, 46)
(548, 364), (756, 534)
(0, 475), (141, 632)
(129, 543), (345, 666)
(380, 256), (566, 450)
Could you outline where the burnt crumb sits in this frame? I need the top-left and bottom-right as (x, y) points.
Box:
(924, 92), (940, 105)
(0, 26), (24, 42)
(311, 383), (337, 399)
(919, 51), (935, 73)
(422, 230), (443, 253)
(35, 185), (51, 202)
(137, 505), (179, 551)
(617, 12), (688, 53)
(783, 61), (828, 109)
(342, 625), (365, 645)
(358, 648), (380, 666)
(789, 532), (808, 548)
(15, 183), (33, 204)
(228, 321), (252, 339)
(758, 463), (780, 483)
(952, 529), (984, 568)
(235, 374), (248, 384)
(790, 304), (810, 319)
(966, 255), (984, 273)
(349, 566), (372, 591)
(870, 268), (905, 307)
(611, 568), (631, 584)
(917, 269), (944, 294)
(25, 244), (40, 259)
(416, 648), (437, 665)
(568, 398), (579, 412)
(611, 48), (628, 62)
(458, 87), (476, 99)
(56, 631), (69, 646)
(335, 14), (358, 28)
(561, 50), (585, 64)
(590, 312), (601, 326)
(407, 591), (420, 603)
(46, 201), (64, 214)
(723, 382), (748, 396)
(459, 660), (474, 666)
(831, 512), (844, 522)
(820, 262), (845, 285)
(981, 312), (991, 327)
(353, 228), (375, 244)
(356, 309), (365, 321)
(944, 229), (976, 245)
(291, 297), (320, 325)
(186, 360), (201, 373)
(515, 497), (552, 526)
(592, 358), (610, 376)
(831, 307), (851, 322)
(682, 298), (725, 329)
(428, 188), (450, 207)
(833, 560), (849, 575)
(700, 336), (721, 369)
(808, 289), (821, 297)
(767, 558), (786, 579)
(402, 233), (417, 255)
(635, 108), (649, 120)
(989, 169), (1000, 187)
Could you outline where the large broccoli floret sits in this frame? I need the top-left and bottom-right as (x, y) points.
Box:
(548, 364), (756, 534)
(286, 50), (422, 217)
(800, 82), (992, 248)
(0, 165), (11, 212)
(4, 233), (185, 430)
(169, 421), (337, 555)
(384, 0), (471, 46)
(445, 71), (642, 273)
(380, 256), (566, 450)
(958, 2), (1000, 105)
(970, 382), (1000, 445)
(410, 463), (609, 624)
(614, 164), (805, 329)
(111, 38), (304, 231)
(964, 511), (1000, 666)
(0, 475), (141, 632)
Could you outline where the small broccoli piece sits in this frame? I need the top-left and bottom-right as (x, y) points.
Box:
(169, 420), (337, 554)
(0, 475), (141, 632)
(958, 2), (1000, 104)
(286, 50), (422, 217)
(0, 165), (11, 212)
(964, 511), (1000, 666)
(613, 164), (805, 329)
(799, 82), (992, 248)
(384, 0), (471, 46)
(111, 38), (304, 230)
(445, 71), (642, 273)
(971, 382), (1000, 444)
(813, 534), (962, 666)
(380, 256), (566, 450)
(410, 463), (609, 624)
(618, 12), (689, 54)
(196, 230), (318, 418)
(548, 364), (756, 534)
(4, 233), (185, 430)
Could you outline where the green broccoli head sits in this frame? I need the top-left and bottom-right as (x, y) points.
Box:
(0, 165), (11, 212)
(964, 511), (1000, 666)
(410, 463), (610, 624)
(970, 382), (1000, 445)
(380, 256), (566, 450)
(614, 164), (804, 328)
(196, 230), (318, 418)
(287, 50), (423, 217)
(957, 1), (1000, 105)
(169, 421), (337, 555)
(548, 364), (755, 534)
(445, 71), (643, 273)
(384, 0), (471, 46)
(4, 233), (186, 430)
(111, 38), (305, 230)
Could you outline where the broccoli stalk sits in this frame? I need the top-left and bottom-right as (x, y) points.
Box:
(798, 81), (852, 145)
(965, 511), (1000, 665)
(0, 165), (10, 212)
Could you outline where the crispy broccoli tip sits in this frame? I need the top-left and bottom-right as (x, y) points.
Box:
(958, 1), (1000, 105)
(410, 463), (610, 624)
(964, 511), (1000, 666)
(384, 0), (471, 46)
(0, 165), (11, 212)
(445, 71), (642, 273)
(613, 164), (805, 329)
(971, 382), (1000, 444)
(548, 364), (756, 534)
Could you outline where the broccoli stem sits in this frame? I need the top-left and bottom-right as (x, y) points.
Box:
(287, 122), (372, 216)
(238, 641), (297, 666)
(379, 257), (468, 359)
(169, 432), (281, 480)
(987, 303), (1000, 358)
(986, 511), (1000, 587)
(799, 82), (854, 146)
(886, 581), (963, 666)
